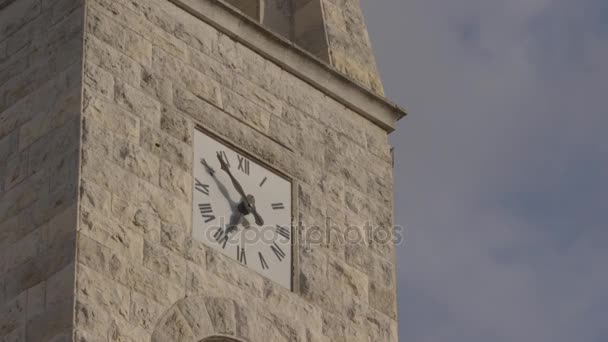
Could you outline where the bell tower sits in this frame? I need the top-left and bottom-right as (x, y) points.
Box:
(0, 0), (405, 341)
(225, 0), (384, 95)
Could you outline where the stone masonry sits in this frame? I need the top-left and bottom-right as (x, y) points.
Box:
(1, 0), (404, 341)
(1, 0), (84, 340)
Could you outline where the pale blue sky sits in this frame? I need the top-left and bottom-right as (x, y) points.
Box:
(362, 0), (608, 340)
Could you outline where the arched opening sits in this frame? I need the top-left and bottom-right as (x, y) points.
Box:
(201, 336), (244, 342)
(222, 0), (329, 62)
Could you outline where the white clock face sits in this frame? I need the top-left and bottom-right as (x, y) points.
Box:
(192, 129), (292, 289)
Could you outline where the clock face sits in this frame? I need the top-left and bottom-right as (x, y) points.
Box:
(192, 129), (292, 289)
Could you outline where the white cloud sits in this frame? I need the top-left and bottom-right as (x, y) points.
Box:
(362, 0), (608, 340)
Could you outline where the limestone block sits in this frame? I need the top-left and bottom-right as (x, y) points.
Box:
(327, 257), (368, 301)
(47, 0), (84, 25)
(268, 116), (297, 151)
(319, 101), (366, 147)
(160, 222), (188, 256)
(0, 171), (47, 231)
(84, 62), (114, 99)
(80, 180), (111, 214)
(368, 280), (397, 320)
(82, 93), (140, 141)
(86, 10), (126, 49)
(236, 43), (283, 94)
(176, 298), (214, 338)
(130, 291), (165, 333)
(186, 48), (232, 86)
(4, 153), (27, 191)
(232, 75), (283, 117)
(90, 0), (187, 59)
(76, 265), (130, 322)
(298, 247), (327, 298)
(45, 204), (78, 251)
(183, 236), (207, 268)
(160, 108), (193, 144)
(173, 17), (219, 58)
(152, 47), (223, 108)
(26, 300), (74, 341)
(151, 307), (194, 342)
(115, 81), (162, 126)
(216, 32), (242, 71)
(291, 110), (325, 166)
(125, 263), (185, 306)
(344, 243), (370, 274)
(344, 188), (372, 219)
(76, 235), (126, 283)
(321, 310), (368, 342)
(0, 291), (26, 337)
(0, 79), (50, 140)
(112, 136), (161, 185)
(366, 126), (392, 163)
(109, 196), (161, 243)
(159, 160), (191, 204)
(206, 248), (264, 298)
(46, 264), (75, 308)
(316, 172), (344, 206)
(262, 279), (323, 332)
(185, 263), (244, 301)
(123, 29), (153, 67)
(366, 309), (398, 342)
(204, 297), (236, 335)
(3, 322), (25, 342)
(140, 124), (192, 172)
(142, 240), (187, 285)
(107, 320), (152, 342)
(79, 207), (144, 262)
(25, 281), (45, 320)
(4, 228), (41, 273)
(278, 73), (320, 118)
(81, 157), (141, 204)
(0, 56), (28, 89)
(28, 118), (80, 178)
(85, 36), (142, 86)
(0, 0), (41, 39)
(0, 131), (18, 164)
(74, 327), (106, 342)
(138, 179), (191, 228)
(141, 67), (173, 105)
(49, 151), (79, 193)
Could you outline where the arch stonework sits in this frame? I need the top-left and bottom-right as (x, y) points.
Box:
(151, 296), (248, 342)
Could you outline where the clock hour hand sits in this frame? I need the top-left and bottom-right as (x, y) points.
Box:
(243, 195), (265, 227)
(216, 152), (265, 226)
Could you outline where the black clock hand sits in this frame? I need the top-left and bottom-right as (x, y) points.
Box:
(217, 152), (265, 226)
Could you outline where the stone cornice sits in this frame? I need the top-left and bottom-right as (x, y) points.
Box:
(168, 0), (407, 132)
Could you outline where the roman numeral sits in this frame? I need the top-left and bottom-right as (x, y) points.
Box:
(213, 228), (229, 248)
(195, 179), (210, 195)
(219, 151), (230, 167)
(259, 177), (267, 187)
(259, 252), (269, 270)
(201, 158), (215, 176)
(276, 225), (290, 240)
(271, 203), (285, 210)
(237, 246), (247, 265)
(237, 155), (250, 175)
(198, 203), (216, 223)
(270, 242), (286, 262)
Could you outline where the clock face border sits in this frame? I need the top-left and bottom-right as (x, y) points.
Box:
(190, 125), (299, 292)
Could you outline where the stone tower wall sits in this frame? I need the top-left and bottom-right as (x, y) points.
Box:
(322, 0), (385, 95)
(0, 0), (398, 341)
(0, 0), (84, 341)
(75, 0), (397, 341)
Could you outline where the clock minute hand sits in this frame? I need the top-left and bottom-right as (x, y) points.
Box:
(216, 152), (265, 226)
